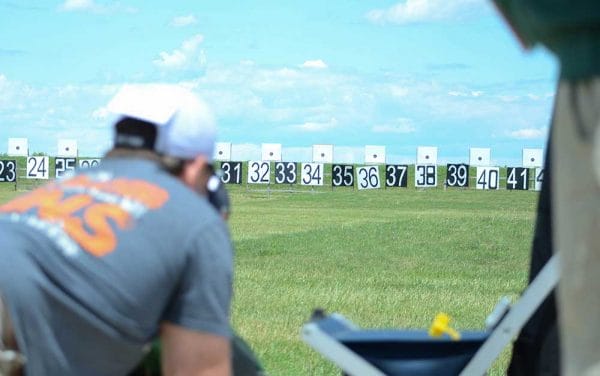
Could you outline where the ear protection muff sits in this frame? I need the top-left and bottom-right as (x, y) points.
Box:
(207, 175), (230, 218)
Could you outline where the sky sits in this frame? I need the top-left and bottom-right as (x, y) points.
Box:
(0, 0), (559, 165)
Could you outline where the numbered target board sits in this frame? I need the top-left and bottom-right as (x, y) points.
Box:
(55, 157), (76, 178)
(275, 162), (297, 184)
(535, 168), (544, 191)
(446, 163), (469, 187)
(332, 164), (354, 187)
(220, 161), (242, 184)
(506, 167), (530, 190)
(247, 161), (271, 184)
(385, 164), (408, 188)
(476, 167), (500, 190)
(78, 159), (101, 169)
(27, 156), (50, 179)
(415, 164), (437, 188)
(0, 160), (17, 183)
(301, 163), (323, 186)
(356, 165), (380, 190)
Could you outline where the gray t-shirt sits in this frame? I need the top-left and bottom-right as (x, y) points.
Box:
(0, 158), (233, 375)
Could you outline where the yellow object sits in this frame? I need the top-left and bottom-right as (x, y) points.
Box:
(428, 312), (461, 341)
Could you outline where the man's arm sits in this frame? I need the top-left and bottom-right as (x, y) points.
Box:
(160, 322), (231, 376)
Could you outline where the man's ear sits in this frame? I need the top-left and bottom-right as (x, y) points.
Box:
(181, 155), (210, 193)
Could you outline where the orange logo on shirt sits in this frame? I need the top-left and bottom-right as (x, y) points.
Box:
(0, 176), (169, 257)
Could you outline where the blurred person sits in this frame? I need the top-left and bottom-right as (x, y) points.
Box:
(208, 175), (231, 221)
(0, 84), (233, 375)
(493, 1), (600, 374)
(132, 178), (265, 376)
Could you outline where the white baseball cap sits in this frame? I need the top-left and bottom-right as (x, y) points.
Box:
(107, 84), (216, 161)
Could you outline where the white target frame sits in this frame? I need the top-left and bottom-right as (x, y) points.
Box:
(364, 145), (386, 164)
(261, 143), (282, 162)
(247, 160), (271, 184)
(476, 166), (500, 190)
(356, 165), (381, 190)
(312, 144), (333, 163)
(300, 163), (324, 186)
(415, 164), (438, 188)
(470, 148), (491, 167)
(57, 139), (78, 157)
(8, 138), (28, 157)
(522, 148), (543, 168)
(26, 156), (50, 179)
(214, 142), (232, 161)
(417, 146), (438, 165)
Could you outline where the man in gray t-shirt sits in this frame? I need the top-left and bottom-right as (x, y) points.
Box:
(0, 85), (233, 375)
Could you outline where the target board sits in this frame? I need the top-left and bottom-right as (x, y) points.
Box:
(55, 157), (77, 178)
(0, 160), (17, 182)
(364, 145), (386, 164)
(356, 165), (380, 190)
(415, 164), (437, 188)
(57, 139), (78, 157)
(446, 164), (469, 187)
(261, 144), (282, 162)
(301, 163), (324, 186)
(385, 164), (408, 187)
(275, 162), (297, 184)
(247, 161), (271, 184)
(214, 142), (232, 161)
(506, 167), (530, 190)
(312, 145), (333, 163)
(26, 156), (49, 179)
(476, 167), (500, 190)
(470, 148), (491, 167)
(332, 164), (354, 187)
(220, 162), (242, 184)
(417, 147), (438, 165)
(8, 138), (28, 157)
(522, 148), (543, 168)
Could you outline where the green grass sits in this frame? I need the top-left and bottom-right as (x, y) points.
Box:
(227, 187), (536, 375)
(0, 184), (538, 375)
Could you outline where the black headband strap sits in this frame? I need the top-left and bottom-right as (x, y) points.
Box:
(114, 117), (158, 151)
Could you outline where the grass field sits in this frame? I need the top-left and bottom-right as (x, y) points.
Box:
(227, 186), (536, 375)
(0, 184), (538, 375)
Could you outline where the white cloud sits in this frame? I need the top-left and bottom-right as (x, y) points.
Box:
(170, 14), (197, 27)
(389, 85), (409, 97)
(292, 118), (338, 132)
(366, 0), (481, 24)
(509, 128), (547, 139)
(448, 89), (483, 97)
(61, 0), (94, 11)
(448, 90), (467, 97)
(91, 106), (110, 119)
(372, 118), (416, 133)
(498, 95), (520, 102)
(59, 0), (137, 14)
(301, 59), (328, 69)
(0, 80), (117, 156)
(154, 34), (206, 70)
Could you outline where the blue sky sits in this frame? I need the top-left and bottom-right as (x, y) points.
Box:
(0, 0), (558, 165)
